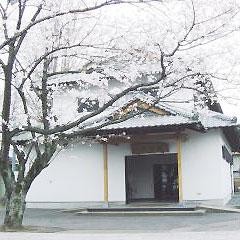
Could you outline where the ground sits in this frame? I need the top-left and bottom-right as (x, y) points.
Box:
(2, 231), (240, 240)
(1, 208), (240, 239)
(1, 208), (240, 231)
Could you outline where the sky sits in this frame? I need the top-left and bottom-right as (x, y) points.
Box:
(1, 0), (240, 122)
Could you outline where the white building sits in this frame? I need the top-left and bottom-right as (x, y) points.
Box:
(25, 96), (240, 208)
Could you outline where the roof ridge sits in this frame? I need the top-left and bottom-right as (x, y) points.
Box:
(199, 109), (237, 123)
(157, 102), (196, 120)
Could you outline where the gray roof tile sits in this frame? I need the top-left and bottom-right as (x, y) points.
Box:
(101, 94), (238, 131)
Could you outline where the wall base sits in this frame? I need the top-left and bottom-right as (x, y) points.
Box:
(27, 197), (232, 209)
(26, 201), (126, 209)
(182, 198), (231, 207)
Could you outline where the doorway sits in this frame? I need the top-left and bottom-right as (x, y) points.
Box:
(125, 153), (178, 203)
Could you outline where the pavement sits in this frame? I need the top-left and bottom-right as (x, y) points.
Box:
(1, 208), (240, 231)
(1, 231), (240, 240)
(1, 207), (240, 239)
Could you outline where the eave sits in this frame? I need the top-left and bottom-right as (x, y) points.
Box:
(85, 122), (201, 137)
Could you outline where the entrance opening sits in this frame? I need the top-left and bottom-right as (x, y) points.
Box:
(125, 153), (178, 203)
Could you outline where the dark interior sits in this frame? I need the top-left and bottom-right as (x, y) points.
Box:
(125, 153), (179, 203)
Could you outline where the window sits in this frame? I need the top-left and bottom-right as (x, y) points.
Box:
(222, 145), (233, 164)
(77, 98), (99, 112)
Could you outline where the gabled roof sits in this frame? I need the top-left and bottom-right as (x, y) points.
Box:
(96, 93), (240, 151)
(103, 95), (237, 131)
(103, 114), (196, 130)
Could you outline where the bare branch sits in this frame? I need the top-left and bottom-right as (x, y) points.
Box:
(15, 86), (42, 157)
(20, 43), (111, 89)
(16, 0), (27, 30)
(0, 3), (9, 40)
(164, 0), (196, 57)
(60, 77), (194, 139)
(14, 3), (43, 56)
(12, 55), (167, 136)
(47, 70), (84, 78)
(0, 58), (6, 70)
(0, 0), (139, 51)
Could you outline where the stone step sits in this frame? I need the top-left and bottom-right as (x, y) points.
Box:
(76, 210), (205, 216)
(86, 207), (196, 212)
(74, 207), (206, 216)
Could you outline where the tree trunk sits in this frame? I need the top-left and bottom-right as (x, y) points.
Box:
(3, 190), (26, 230)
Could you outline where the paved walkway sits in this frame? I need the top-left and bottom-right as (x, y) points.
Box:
(1, 207), (240, 240)
(1, 208), (240, 232)
(1, 231), (240, 240)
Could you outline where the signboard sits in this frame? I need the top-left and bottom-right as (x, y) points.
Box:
(131, 142), (169, 154)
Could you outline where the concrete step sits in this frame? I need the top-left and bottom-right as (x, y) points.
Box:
(74, 208), (206, 216)
(86, 207), (196, 212)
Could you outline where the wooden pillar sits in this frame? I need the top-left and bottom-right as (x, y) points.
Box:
(177, 135), (183, 202)
(103, 144), (109, 205)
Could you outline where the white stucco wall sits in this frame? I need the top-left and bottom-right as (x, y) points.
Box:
(27, 143), (104, 202)
(27, 143), (132, 203)
(181, 129), (232, 204)
(108, 144), (131, 201)
(26, 139), (177, 204)
(27, 128), (233, 206)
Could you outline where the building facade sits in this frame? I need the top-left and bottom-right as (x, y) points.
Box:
(25, 99), (239, 208)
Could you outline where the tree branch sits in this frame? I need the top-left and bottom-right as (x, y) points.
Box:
(164, 0), (195, 57)
(20, 43), (108, 89)
(12, 53), (167, 136)
(0, 0), (139, 51)
(14, 3), (43, 57)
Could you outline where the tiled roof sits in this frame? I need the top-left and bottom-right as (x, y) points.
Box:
(101, 94), (238, 131)
(198, 110), (237, 129)
(103, 114), (196, 130)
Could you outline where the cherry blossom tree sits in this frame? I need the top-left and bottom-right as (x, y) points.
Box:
(0, 0), (239, 229)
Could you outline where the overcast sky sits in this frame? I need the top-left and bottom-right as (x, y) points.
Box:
(1, 0), (240, 121)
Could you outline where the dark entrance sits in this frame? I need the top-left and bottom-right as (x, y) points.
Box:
(125, 153), (178, 203)
(153, 163), (178, 201)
